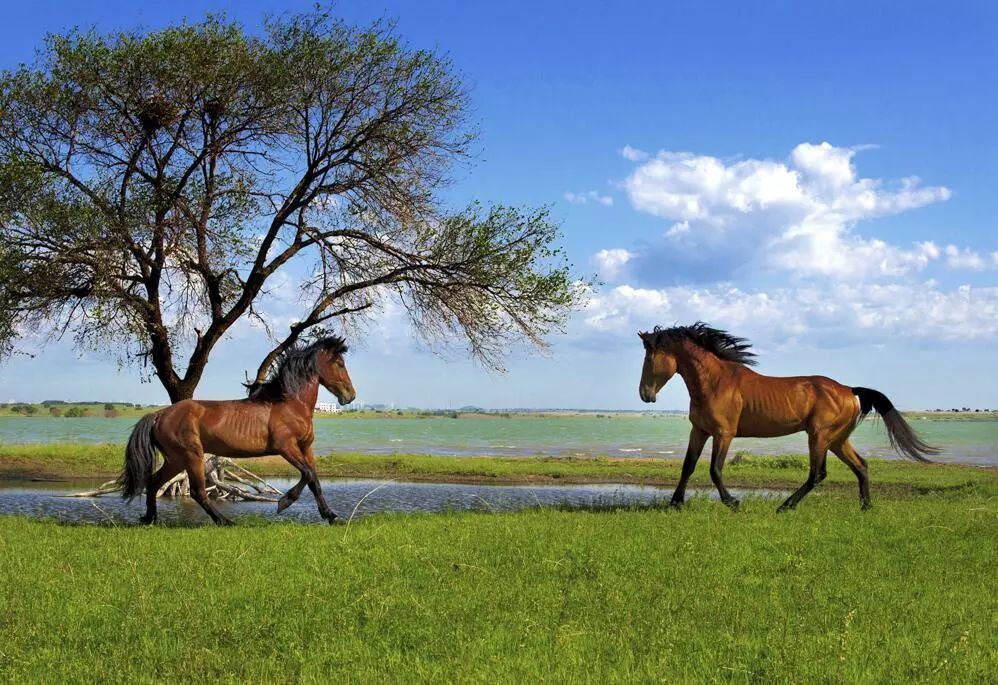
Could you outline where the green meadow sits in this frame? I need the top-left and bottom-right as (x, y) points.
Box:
(0, 446), (995, 682)
(0, 488), (994, 683)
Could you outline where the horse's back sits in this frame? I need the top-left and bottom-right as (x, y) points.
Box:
(154, 398), (274, 457)
(734, 369), (855, 437)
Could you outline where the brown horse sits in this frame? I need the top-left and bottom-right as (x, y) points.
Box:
(119, 336), (356, 525)
(638, 323), (938, 511)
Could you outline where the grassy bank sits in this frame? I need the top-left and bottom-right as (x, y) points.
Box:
(0, 442), (995, 498)
(0, 486), (995, 682)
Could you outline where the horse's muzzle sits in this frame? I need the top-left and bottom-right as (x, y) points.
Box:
(639, 386), (657, 403)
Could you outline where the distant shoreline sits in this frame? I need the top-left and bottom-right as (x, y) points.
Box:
(2, 404), (996, 421)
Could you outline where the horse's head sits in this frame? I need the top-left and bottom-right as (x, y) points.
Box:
(638, 331), (677, 403)
(316, 340), (356, 406)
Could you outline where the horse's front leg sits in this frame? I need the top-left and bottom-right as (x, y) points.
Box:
(301, 445), (337, 524)
(276, 474), (308, 513)
(275, 442), (310, 513)
(276, 443), (336, 524)
(709, 433), (739, 510)
(671, 426), (709, 506)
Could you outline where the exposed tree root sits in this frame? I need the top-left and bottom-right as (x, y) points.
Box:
(65, 456), (282, 502)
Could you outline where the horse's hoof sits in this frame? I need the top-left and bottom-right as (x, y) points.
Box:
(724, 499), (741, 511)
(860, 502), (872, 511)
(138, 515), (156, 525)
(216, 517), (235, 527)
(668, 499), (684, 510)
(776, 503), (794, 514)
(276, 497), (292, 513)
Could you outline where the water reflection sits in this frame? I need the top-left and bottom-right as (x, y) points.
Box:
(0, 478), (787, 526)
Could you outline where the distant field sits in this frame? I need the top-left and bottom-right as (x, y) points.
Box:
(0, 443), (994, 499)
(0, 484), (994, 682)
(0, 403), (155, 418)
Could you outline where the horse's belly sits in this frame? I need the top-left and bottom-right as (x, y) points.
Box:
(200, 435), (271, 458)
(736, 415), (804, 438)
(200, 412), (271, 457)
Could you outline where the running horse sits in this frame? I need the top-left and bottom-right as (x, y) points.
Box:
(637, 323), (938, 511)
(119, 336), (355, 525)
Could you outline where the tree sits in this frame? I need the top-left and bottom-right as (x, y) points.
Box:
(0, 7), (585, 402)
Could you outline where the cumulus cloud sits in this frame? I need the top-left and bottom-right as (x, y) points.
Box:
(943, 244), (996, 271)
(581, 282), (998, 348)
(621, 142), (953, 281)
(593, 248), (633, 282)
(564, 190), (613, 206)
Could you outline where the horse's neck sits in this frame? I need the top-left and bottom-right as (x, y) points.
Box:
(291, 377), (320, 414)
(675, 343), (724, 405)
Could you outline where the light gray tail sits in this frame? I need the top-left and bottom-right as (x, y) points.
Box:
(119, 413), (160, 500)
(852, 386), (940, 463)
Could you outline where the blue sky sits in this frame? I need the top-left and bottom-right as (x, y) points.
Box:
(1, 1), (997, 409)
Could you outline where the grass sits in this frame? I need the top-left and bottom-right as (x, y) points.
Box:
(1, 442), (994, 499)
(0, 487), (995, 682)
(0, 443), (995, 681)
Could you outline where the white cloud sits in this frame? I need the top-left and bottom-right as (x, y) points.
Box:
(620, 145), (649, 162)
(622, 142), (953, 280)
(581, 281), (998, 347)
(564, 190), (613, 206)
(944, 244), (991, 271)
(593, 248), (633, 282)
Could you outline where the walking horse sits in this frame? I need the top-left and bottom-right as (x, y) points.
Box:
(637, 323), (937, 511)
(120, 336), (355, 525)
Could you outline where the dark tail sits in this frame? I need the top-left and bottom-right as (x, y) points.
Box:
(852, 387), (940, 463)
(119, 413), (160, 500)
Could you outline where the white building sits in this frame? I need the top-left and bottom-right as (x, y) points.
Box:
(314, 402), (340, 413)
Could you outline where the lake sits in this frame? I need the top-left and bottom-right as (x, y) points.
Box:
(0, 477), (788, 525)
(1, 414), (996, 465)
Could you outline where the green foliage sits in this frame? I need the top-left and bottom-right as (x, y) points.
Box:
(47, 406), (62, 417)
(63, 407), (89, 418)
(0, 6), (587, 399)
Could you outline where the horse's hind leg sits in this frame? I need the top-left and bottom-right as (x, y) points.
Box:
(831, 439), (871, 510)
(181, 449), (234, 526)
(778, 432), (829, 512)
(139, 458), (184, 524)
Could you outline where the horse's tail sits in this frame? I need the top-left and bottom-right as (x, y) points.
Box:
(119, 413), (161, 500)
(851, 387), (940, 463)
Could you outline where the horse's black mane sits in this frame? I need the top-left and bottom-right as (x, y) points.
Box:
(641, 322), (757, 366)
(247, 336), (348, 401)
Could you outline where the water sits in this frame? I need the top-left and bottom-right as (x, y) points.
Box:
(0, 478), (786, 525)
(1, 414), (996, 465)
